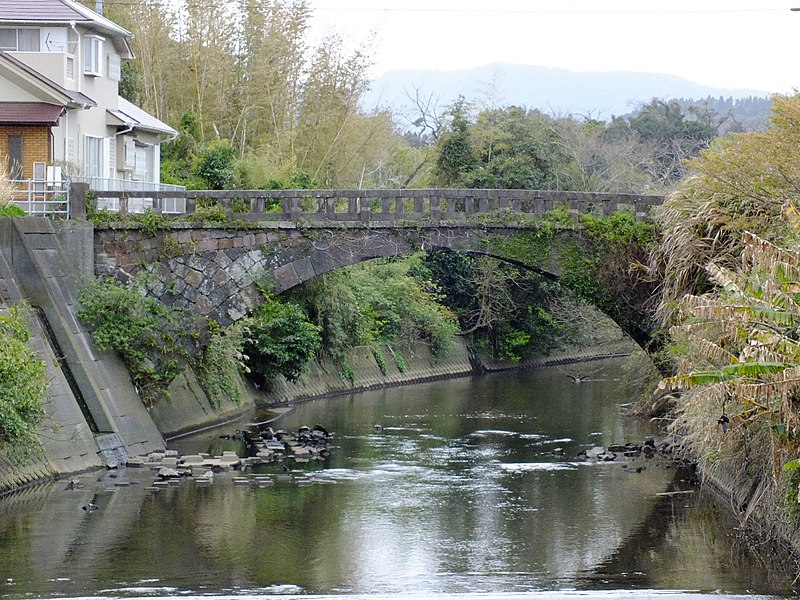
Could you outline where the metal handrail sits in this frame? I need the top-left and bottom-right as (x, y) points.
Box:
(8, 179), (70, 218)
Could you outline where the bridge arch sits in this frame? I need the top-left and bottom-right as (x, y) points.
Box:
(95, 223), (575, 325)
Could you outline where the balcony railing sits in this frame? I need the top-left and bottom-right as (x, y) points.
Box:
(70, 177), (186, 193)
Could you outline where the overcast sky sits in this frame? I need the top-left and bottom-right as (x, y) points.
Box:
(307, 0), (800, 95)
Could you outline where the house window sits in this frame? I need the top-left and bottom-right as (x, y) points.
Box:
(0, 28), (40, 52)
(84, 136), (104, 179)
(82, 35), (103, 76)
(7, 135), (23, 179)
(106, 53), (120, 81)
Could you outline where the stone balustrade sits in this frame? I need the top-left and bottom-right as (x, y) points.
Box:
(75, 185), (663, 222)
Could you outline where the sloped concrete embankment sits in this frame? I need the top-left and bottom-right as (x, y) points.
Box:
(0, 217), (165, 493)
(151, 340), (476, 439)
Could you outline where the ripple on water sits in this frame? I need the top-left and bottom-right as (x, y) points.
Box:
(469, 429), (519, 437)
(498, 462), (579, 473)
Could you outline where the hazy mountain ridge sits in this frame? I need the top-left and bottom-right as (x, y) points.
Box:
(364, 63), (771, 123)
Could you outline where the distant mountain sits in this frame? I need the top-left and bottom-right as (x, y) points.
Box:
(364, 63), (770, 124)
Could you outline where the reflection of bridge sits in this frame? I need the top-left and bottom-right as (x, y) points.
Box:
(76, 185), (663, 222)
(90, 188), (664, 326)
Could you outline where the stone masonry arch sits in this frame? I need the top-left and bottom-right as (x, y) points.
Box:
(94, 223), (578, 325)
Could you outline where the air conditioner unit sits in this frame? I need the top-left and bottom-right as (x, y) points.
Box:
(46, 165), (62, 183)
(116, 135), (136, 171)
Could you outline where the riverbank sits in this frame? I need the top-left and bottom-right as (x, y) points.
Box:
(0, 284), (644, 493)
(151, 334), (643, 440)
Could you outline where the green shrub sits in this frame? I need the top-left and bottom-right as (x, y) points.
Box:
(0, 302), (47, 461)
(372, 345), (388, 375)
(187, 202), (227, 224)
(244, 295), (321, 384)
(0, 204), (25, 217)
(77, 278), (203, 404)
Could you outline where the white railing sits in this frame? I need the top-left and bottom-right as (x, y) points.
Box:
(8, 180), (70, 218)
(71, 177), (185, 193)
(72, 177), (187, 214)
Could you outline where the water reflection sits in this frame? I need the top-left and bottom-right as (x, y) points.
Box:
(0, 358), (795, 598)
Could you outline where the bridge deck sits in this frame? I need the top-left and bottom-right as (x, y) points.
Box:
(78, 187), (663, 223)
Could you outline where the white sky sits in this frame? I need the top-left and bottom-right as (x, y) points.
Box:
(307, 0), (800, 95)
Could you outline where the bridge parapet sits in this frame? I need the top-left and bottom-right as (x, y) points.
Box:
(82, 187), (662, 223)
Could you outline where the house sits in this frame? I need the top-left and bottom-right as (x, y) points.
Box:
(0, 0), (177, 198)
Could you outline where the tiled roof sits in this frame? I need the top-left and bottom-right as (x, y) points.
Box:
(0, 0), (86, 22)
(0, 101), (63, 124)
(0, 0), (131, 37)
(114, 96), (177, 136)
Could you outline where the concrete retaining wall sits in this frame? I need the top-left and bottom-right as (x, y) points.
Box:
(150, 339), (474, 439)
(0, 243), (99, 492)
(0, 217), (165, 493)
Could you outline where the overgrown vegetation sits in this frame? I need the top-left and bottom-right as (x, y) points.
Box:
(76, 278), (204, 404)
(655, 93), (800, 551)
(480, 207), (659, 349)
(291, 256), (460, 372)
(193, 322), (248, 406)
(0, 302), (47, 461)
(244, 295), (321, 386)
(76, 277), (325, 405)
(418, 249), (567, 362)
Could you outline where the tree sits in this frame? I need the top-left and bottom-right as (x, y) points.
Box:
(420, 250), (565, 361)
(468, 106), (565, 189)
(434, 97), (479, 186)
(108, 0), (183, 124)
(628, 99), (718, 184)
(234, 0), (310, 153)
(433, 102), (570, 189)
(293, 35), (377, 186)
(550, 117), (656, 194)
(196, 140), (237, 189)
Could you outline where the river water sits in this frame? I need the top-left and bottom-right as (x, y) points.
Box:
(0, 358), (795, 599)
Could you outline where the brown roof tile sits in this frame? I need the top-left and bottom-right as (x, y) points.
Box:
(0, 101), (64, 124)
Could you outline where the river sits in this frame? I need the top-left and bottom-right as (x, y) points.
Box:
(0, 357), (795, 599)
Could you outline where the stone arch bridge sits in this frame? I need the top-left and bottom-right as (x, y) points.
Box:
(89, 188), (663, 325)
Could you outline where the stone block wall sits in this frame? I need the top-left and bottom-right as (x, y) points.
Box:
(95, 224), (310, 324)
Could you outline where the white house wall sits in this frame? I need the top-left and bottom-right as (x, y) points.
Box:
(0, 75), (41, 101)
(2, 16), (174, 188)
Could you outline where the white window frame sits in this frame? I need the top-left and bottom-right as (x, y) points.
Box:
(0, 28), (41, 52)
(84, 135), (105, 179)
(106, 53), (121, 81)
(83, 35), (104, 76)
